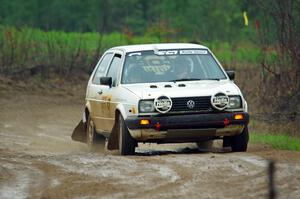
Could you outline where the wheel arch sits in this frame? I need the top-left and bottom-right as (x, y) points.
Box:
(115, 103), (128, 121)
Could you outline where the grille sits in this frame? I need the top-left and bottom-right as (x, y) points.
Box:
(170, 96), (213, 112)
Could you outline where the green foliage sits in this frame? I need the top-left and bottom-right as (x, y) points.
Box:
(0, 26), (262, 78)
(250, 132), (300, 151)
(0, 26), (171, 77)
(205, 41), (261, 66)
(0, 0), (258, 42)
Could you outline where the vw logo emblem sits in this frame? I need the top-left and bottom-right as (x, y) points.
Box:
(187, 100), (195, 109)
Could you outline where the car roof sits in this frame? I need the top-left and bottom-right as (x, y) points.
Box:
(109, 43), (208, 53)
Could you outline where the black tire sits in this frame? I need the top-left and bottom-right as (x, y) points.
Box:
(86, 116), (105, 151)
(223, 137), (231, 148)
(118, 114), (136, 155)
(196, 140), (213, 152)
(230, 126), (249, 152)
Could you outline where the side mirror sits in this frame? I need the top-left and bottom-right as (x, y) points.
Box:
(100, 77), (112, 87)
(226, 71), (235, 80)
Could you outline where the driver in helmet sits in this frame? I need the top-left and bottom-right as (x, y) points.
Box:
(172, 57), (191, 79)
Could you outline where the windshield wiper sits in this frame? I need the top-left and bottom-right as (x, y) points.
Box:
(169, 78), (201, 82)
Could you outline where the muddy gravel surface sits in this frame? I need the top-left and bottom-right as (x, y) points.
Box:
(0, 92), (300, 199)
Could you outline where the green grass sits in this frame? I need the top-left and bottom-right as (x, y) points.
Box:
(250, 132), (300, 151)
(0, 25), (265, 76)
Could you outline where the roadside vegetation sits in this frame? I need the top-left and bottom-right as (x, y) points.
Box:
(250, 132), (300, 151)
(0, 25), (261, 78)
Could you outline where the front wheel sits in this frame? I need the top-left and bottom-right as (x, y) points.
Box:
(227, 126), (249, 152)
(117, 114), (137, 155)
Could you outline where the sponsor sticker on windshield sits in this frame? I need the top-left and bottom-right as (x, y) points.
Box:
(179, 50), (208, 54)
(155, 50), (178, 55)
(128, 49), (208, 56)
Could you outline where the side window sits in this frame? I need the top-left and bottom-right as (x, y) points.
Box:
(92, 53), (113, 84)
(106, 54), (122, 87)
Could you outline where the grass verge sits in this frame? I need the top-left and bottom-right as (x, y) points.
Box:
(250, 132), (300, 151)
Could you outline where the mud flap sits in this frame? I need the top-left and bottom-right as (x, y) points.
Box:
(71, 120), (87, 143)
(107, 124), (119, 150)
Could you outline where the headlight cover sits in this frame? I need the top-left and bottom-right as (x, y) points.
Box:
(139, 100), (155, 113)
(227, 96), (242, 109)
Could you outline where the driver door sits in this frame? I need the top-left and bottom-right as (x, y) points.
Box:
(88, 52), (114, 134)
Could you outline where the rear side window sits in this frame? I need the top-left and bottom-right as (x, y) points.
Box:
(92, 53), (113, 84)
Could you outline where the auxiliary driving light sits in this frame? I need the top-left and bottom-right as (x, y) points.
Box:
(140, 119), (150, 125)
(234, 114), (244, 120)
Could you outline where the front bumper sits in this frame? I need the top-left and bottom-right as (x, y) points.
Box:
(125, 112), (249, 142)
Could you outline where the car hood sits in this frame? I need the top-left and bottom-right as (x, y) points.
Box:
(122, 80), (241, 99)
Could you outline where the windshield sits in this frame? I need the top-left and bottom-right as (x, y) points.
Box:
(121, 49), (227, 84)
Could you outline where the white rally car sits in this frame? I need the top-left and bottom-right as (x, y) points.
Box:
(72, 43), (249, 155)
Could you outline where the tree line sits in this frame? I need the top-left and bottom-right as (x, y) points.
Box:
(0, 0), (257, 42)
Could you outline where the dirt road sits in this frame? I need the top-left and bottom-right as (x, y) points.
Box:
(0, 92), (299, 199)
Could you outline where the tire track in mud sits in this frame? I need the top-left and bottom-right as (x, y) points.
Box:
(40, 153), (183, 198)
(1, 147), (300, 199)
(130, 154), (267, 199)
(0, 153), (46, 199)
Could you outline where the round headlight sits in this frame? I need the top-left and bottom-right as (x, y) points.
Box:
(228, 96), (242, 109)
(139, 100), (155, 113)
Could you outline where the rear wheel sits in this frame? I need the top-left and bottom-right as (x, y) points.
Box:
(226, 126), (249, 152)
(86, 116), (105, 151)
(117, 114), (136, 155)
